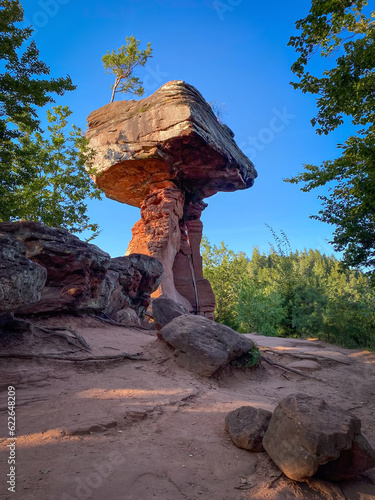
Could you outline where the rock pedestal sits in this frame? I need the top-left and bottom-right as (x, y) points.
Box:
(86, 80), (257, 316)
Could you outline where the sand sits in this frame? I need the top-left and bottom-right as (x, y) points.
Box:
(1, 316), (375, 500)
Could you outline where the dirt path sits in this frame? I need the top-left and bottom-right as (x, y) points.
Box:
(1, 318), (375, 500)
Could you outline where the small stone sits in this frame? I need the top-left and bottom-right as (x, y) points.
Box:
(152, 295), (190, 330)
(225, 406), (272, 452)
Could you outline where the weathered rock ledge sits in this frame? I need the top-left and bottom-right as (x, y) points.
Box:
(0, 221), (163, 327)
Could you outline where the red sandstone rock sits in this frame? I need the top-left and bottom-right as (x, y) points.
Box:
(86, 81), (257, 316)
(0, 221), (111, 314)
(262, 393), (375, 482)
(0, 222), (163, 320)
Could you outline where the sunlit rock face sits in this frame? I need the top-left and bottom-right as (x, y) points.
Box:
(86, 80), (257, 317)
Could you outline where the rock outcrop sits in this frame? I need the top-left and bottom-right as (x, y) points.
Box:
(0, 221), (112, 314)
(86, 80), (257, 317)
(0, 221), (163, 324)
(158, 314), (256, 377)
(0, 233), (47, 316)
(262, 393), (375, 482)
(105, 254), (163, 320)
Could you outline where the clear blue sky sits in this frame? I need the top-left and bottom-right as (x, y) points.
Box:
(20, 0), (352, 258)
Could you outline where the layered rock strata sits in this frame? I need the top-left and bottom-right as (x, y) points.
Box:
(0, 221), (163, 323)
(86, 80), (257, 316)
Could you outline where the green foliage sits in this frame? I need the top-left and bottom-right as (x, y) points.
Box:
(0, 2), (100, 237)
(201, 236), (248, 330)
(247, 345), (262, 368)
(102, 35), (153, 103)
(0, 0), (75, 169)
(202, 235), (375, 350)
(286, 134), (375, 280)
(1, 106), (102, 236)
(231, 344), (262, 369)
(237, 276), (286, 336)
(286, 0), (375, 279)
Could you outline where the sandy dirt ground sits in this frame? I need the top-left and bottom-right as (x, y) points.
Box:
(1, 316), (375, 500)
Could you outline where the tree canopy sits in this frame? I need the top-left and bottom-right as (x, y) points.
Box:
(0, 0), (101, 237)
(102, 35), (153, 103)
(0, 0), (74, 165)
(202, 236), (375, 350)
(285, 0), (375, 279)
(2, 106), (102, 235)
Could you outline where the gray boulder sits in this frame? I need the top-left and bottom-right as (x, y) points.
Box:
(105, 254), (163, 321)
(262, 393), (375, 482)
(125, 254), (163, 317)
(0, 233), (47, 316)
(116, 307), (140, 327)
(225, 406), (272, 452)
(152, 295), (190, 330)
(159, 314), (255, 377)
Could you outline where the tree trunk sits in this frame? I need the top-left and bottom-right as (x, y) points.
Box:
(110, 77), (121, 103)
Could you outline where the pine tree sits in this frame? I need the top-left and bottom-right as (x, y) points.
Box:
(102, 35), (153, 103)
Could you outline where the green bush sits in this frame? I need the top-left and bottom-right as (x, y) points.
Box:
(202, 236), (375, 351)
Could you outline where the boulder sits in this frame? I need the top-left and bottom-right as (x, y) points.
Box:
(317, 433), (375, 481)
(86, 81), (257, 317)
(225, 406), (272, 452)
(0, 221), (111, 314)
(104, 254), (163, 320)
(116, 307), (140, 327)
(126, 253), (164, 314)
(262, 393), (375, 482)
(0, 233), (47, 316)
(158, 314), (256, 377)
(152, 295), (190, 330)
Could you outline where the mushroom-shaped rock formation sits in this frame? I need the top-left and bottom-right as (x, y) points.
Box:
(86, 80), (257, 317)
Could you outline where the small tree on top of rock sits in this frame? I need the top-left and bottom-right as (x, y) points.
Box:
(208, 100), (228, 124)
(102, 35), (153, 103)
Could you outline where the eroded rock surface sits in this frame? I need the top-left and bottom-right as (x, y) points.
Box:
(0, 233), (47, 315)
(262, 393), (375, 482)
(0, 221), (111, 314)
(0, 222), (163, 323)
(105, 254), (163, 320)
(86, 80), (257, 315)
